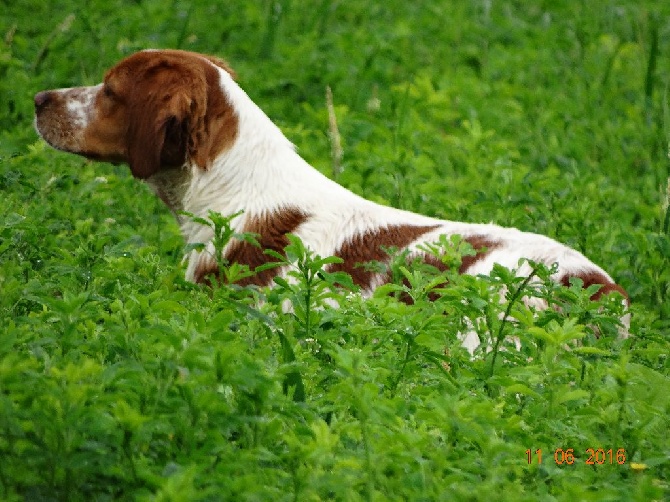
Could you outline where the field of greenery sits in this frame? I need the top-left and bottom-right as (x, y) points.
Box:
(1, 0), (669, 500)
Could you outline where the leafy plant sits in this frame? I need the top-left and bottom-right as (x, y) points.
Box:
(1, 1), (669, 500)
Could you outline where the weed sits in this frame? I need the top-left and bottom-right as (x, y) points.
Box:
(1, 1), (669, 500)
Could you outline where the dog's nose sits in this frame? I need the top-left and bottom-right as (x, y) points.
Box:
(34, 91), (52, 108)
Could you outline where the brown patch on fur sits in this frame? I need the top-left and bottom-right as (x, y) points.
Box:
(459, 236), (501, 273)
(328, 224), (439, 289)
(560, 270), (629, 302)
(193, 207), (309, 286)
(424, 254), (450, 273)
(183, 52), (239, 170)
(376, 235), (498, 304)
(193, 258), (220, 288)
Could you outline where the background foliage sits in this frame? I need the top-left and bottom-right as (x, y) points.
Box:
(1, 0), (669, 500)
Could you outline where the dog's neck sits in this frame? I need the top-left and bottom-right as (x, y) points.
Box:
(147, 66), (364, 246)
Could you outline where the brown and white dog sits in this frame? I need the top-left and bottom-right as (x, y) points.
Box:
(34, 49), (629, 351)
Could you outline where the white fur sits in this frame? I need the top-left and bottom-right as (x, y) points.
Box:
(64, 85), (100, 129)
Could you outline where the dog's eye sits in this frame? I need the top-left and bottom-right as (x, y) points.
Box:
(103, 85), (115, 98)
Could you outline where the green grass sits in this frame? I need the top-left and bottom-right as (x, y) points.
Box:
(1, 1), (669, 500)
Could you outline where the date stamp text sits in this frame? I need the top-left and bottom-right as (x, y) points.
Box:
(526, 448), (626, 466)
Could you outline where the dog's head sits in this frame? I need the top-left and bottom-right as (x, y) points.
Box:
(34, 49), (238, 179)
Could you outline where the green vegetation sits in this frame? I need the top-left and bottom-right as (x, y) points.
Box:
(1, 1), (669, 500)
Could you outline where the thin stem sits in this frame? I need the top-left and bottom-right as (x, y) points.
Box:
(389, 337), (412, 396)
(489, 266), (539, 377)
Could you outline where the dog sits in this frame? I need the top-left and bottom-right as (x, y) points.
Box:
(34, 50), (629, 351)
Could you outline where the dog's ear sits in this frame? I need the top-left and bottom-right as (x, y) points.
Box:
(186, 59), (239, 169)
(126, 64), (208, 179)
